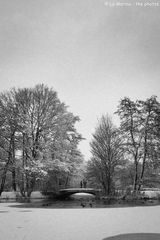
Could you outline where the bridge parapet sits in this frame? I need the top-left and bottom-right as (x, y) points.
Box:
(59, 188), (101, 199)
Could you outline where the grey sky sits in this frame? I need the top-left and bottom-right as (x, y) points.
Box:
(0, 0), (160, 159)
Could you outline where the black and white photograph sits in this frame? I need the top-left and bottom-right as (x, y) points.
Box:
(0, 0), (160, 239)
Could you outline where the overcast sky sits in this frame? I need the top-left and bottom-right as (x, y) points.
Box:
(0, 0), (160, 160)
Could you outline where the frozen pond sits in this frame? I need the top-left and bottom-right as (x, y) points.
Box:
(0, 202), (160, 240)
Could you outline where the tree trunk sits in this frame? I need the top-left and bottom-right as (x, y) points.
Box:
(0, 147), (12, 196)
(12, 167), (16, 191)
(65, 172), (70, 188)
(0, 164), (9, 196)
(101, 180), (107, 195)
(11, 132), (16, 191)
(107, 180), (111, 195)
(138, 152), (147, 191)
(27, 175), (36, 197)
(107, 173), (112, 195)
(138, 134), (148, 191)
(133, 161), (138, 192)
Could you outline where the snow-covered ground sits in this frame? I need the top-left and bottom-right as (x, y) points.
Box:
(0, 191), (46, 199)
(142, 189), (160, 198)
(0, 203), (160, 240)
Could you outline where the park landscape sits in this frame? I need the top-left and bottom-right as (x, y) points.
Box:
(0, 1), (160, 239)
(0, 84), (160, 240)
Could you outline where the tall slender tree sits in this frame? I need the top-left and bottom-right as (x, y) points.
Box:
(88, 115), (123, 195)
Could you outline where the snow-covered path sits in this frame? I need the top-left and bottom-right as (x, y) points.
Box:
(0, 203), (160, 240)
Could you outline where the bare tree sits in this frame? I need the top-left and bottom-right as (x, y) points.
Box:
(88, 115), (123, 195)
(116, 96), (160, 191)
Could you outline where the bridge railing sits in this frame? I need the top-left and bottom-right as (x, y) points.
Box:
(58, 188), (102, 199)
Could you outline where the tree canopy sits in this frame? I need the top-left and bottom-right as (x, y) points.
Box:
(0, 84), (84, 196)
(116, 96), (160, 191)
(87, 115), (124, 194)
(87, 96), (160, 195)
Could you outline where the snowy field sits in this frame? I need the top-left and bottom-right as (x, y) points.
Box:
(0, 203), (160, 240)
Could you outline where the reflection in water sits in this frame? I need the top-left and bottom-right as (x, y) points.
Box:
(10, 197), (160, 208)
(1, 195), (160, 208)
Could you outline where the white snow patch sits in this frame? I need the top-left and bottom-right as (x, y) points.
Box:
(0, 203), (160, 240)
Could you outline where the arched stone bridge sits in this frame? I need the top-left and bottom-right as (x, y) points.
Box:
(59, 188), (101, 199)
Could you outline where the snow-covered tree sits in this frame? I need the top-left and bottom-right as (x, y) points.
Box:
(0, 84), (83, 196)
